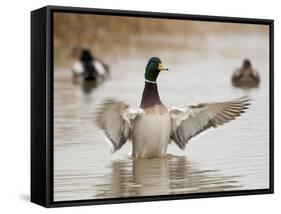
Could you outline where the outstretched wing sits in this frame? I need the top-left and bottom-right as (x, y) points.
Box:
(169, 97), (250, 150)
(95, 99), (142, 152)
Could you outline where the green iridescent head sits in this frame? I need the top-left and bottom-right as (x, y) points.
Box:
(145, 57), (168, 82)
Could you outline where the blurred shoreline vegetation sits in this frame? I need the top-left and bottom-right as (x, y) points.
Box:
(54, 13), (268, 67)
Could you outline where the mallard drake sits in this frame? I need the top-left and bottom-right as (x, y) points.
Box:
(96, 57), (250, 159)
(232, 59), (260, 88)
(72, 48), (110, 83)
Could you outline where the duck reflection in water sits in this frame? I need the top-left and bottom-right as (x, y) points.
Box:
(232, 59), (260, 88)
(95, 155), (240, 198)
(71, 47), (110, 93)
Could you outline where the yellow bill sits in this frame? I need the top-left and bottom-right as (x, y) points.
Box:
(158, 63), (169, 71)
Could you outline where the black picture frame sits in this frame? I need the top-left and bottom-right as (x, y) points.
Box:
(31, 5), (274, 208)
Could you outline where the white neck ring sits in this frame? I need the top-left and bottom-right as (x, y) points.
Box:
(145, 79), (157, 84)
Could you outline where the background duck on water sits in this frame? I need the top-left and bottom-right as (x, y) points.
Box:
(53, 12), (270, 201)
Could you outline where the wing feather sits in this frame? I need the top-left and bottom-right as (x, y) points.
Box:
(95, 99), (142, 152)
(169, 97), (250, 150)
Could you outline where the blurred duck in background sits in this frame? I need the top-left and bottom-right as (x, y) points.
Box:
(231, 59), (260, 88)
(72, 47), (110, 84)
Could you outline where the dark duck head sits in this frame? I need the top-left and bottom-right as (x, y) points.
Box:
(79, 49), (98, 81)
(140, 57), (169, 108)
(242, 58), (252, 69)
